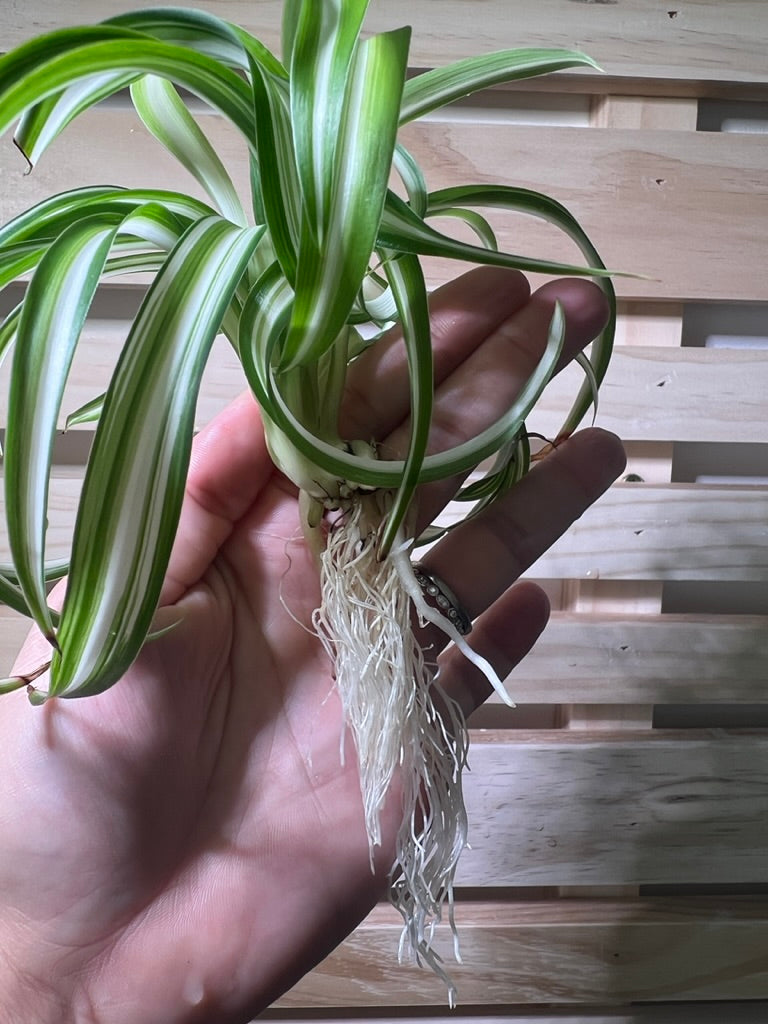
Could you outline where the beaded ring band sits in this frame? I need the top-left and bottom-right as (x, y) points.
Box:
(412, 563), (473, 636)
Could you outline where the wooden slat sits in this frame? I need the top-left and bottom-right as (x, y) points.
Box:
(555, 93), (696, 737)
(455, 731), (768, 887)
(443, 483), (768, 583)
(1, 3), (766, 1020)
(540, 483), (768, 582)
(3, 111), (768, 302)
(0, 475), (80, 567)
(277, 898), (768, 1007)
(0, 108), (249, 231)
(5, 610), (764, 705)
(6, 2), (768, 92)
(397, 121), (768, 303)
(0, 322), (247, 433)
(531, 347), (768, 444)
(0, 607), (33, 674)
(1, 334), (764, 445)
(498, 613), (768, 705)
(3, 479), (765, 582)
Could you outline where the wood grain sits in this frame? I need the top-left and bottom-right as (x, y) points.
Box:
(1, 1), (767, 1020)
(1, 336), (764, 444)
(3, 110), (767, 302)
(453, 731), (768, 887)
(441, 482), (768, 583)
(5, 1), (768, 92)
(531, 347), (768, 444)
(397, 121), (768, 303)
(497, 613), (768, 705)
(0, 321), (247, 434)
(277, 897), (768, 1007)
(5, 611), (765, 704)
(2, 479), (766, 583)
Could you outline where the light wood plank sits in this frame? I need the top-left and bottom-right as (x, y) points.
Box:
(4, 609), (765, 706)
(499, 613), (768, 705)
(591, 96), (701, 132)
(0, 476), (80, 568)
(0, 607), (35, 674)
(532, 346), (768, 444)
(3, 111), (768, 302)
(557, 93), (695, 735)
(454, 731), (768, 887)
(442, 483), (768, 583)
(3, 624), (765, 890)
(397, 121), (768, 303)
(0, 2), (765, 1018)
(0, 321), (247, 434)
(277, 898), (768, 1007)
(3, 479), (765, 582)
(6, 2), (768, 91)
(1, 339), (764, 444)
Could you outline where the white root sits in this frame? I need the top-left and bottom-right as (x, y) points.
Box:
(390, 544), (516, 709)
(311, 497), (510, 1005)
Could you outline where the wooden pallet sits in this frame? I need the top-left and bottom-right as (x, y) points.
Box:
(1, 2), (767, 1021)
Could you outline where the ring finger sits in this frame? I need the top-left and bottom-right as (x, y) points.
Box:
(414, 426), (626, 711)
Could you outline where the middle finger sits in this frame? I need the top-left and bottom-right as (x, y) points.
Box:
(388, 276), (611, 534)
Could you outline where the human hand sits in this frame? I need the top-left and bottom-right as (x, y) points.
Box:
(0, 268), (625, 1024)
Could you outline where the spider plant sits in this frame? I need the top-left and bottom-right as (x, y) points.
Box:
(0, 0), (615, 999)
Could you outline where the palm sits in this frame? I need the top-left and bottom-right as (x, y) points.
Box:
(3, 472), (383, 1018)
(0, 271), (625, 1024)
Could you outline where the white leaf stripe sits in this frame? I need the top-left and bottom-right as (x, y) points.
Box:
(289, 0), (368, 239)
(0, 244), (46, 288)
(0, 186), (118, 248)
(427, 183), (616, 435)
(105, 7), (286, 79)
(380, 191), (615, 280)
(50, 217), (260, 697)
(281, 26), (409, 369)
(249, 60), (301, 279)
(4, 217), (119, 639)
(246, 291), (566, 492)
(0, 187), (213, 252)
(130, 75), (247, 226)
(2, 199), (187, 644)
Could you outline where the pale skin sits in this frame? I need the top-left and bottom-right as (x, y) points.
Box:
(0, 268), (625, 1023)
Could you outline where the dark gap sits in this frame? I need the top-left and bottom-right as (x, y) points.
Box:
(697, 98), (768, 132)
(1, 282), (145, 320)
(681, 301), (768, 348)
(642, 882), (768, 896)
(662, 580), (768, 615)
(654, 704), (768, 729)
(671, 442), (768, 483)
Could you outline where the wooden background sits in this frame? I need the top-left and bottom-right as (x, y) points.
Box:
(1, 2), (767, 1022)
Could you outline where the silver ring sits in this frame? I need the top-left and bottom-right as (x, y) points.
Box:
(412, 563), (473, 636)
